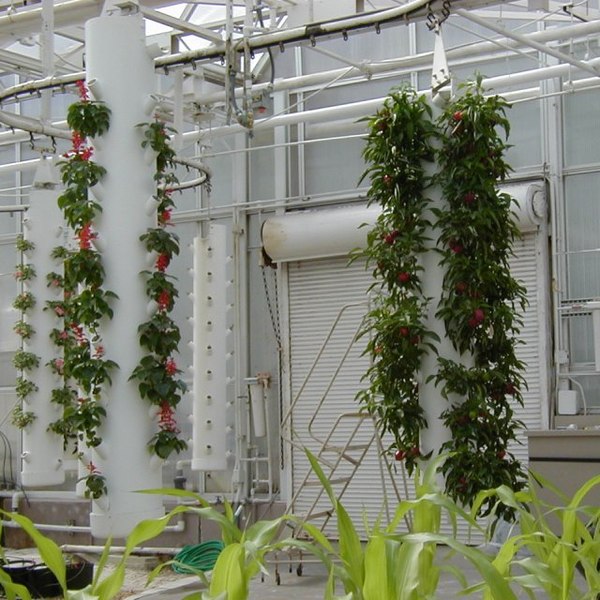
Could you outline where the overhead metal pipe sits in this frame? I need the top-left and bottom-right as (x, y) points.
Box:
(183, 55), (600, 141)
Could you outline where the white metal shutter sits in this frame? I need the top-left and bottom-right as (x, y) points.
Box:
(287, 232), (544, 539)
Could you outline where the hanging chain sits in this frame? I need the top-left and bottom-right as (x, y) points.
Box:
(261, 265), (281, 350)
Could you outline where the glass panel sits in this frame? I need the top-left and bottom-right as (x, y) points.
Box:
(564, 87), (600, 167)
(565, 173), (600, 300)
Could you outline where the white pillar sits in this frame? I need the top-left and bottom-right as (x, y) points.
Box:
(85, 12), (163, 538)
(192, 225), (230, 472)
(21, 157), (65, 487)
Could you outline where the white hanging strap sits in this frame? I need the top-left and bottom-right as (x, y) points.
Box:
(431, 26), (451, 94)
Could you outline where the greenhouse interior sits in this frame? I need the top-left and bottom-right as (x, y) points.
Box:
(0, 0), (599, 597)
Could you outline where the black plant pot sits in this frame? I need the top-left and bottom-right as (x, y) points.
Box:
(1, 559), (93, 598)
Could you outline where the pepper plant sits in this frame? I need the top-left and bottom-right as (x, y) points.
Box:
(433, 76), (527, 517)
(130, 120), (187, 460)
(356, 87), (438, 474)
(48, 80), (116, 497)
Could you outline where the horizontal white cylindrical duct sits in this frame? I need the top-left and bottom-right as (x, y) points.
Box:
(261, 182), (546, 263)
(192, 225), (229, 472)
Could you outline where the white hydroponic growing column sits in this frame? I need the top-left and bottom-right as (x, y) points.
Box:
(21, 157), (65, 487)
(192, 225), (230, 472)
(85, 12), (163, 538)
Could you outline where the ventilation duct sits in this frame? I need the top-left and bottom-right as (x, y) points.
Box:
(261, 181), (546, 263)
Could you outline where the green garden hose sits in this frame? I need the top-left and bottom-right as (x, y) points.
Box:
(171, 540), (225, 574)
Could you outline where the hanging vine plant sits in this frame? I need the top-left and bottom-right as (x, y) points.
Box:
(433, 76), (527, 518)
(356, 87), (439, 474)
(48, 81), (115, 496)
(130, 120), (187, 460)
(11, 238), (39, 430)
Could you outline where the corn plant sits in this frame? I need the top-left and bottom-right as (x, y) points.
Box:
(296, 450), (519, 600)
(471, 473), (600, 600)
(0, 508), (181, 600)
(142, 488), (289, 600)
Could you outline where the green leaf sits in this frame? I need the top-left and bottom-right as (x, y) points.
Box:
(0, 510), (67, 594)
(208, 543), (247, 600)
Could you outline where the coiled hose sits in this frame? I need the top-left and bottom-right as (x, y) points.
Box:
(171, 540), (225, 574)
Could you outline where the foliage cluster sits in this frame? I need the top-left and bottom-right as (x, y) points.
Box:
(49, 80), (114, 498)
(356, 88), (439, 474)
(130, 121), (187, 460)
(358, 80), (527, 516)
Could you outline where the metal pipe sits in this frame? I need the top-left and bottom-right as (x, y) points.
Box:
(184, 55), (600, 142)
(455, 8), (600, 79)
(61, 544), (182, 556)
(197, 18), (600, 105)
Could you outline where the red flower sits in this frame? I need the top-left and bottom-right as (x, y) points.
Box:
(157, 289), (171, 311)
(79, 146), (93, 161)
(59, 330), (69, 341)
(75, 80), (89, 101)
(86, 461), (100, 474)
(397, 271), (411, 284)
(94, 345), (105, 358)
(71, 131), (84, 152)
(158, 401), (180, 433)
(399, 326), (410, 337)
(156, 253), (170, 272)
(77, 223), (96, 250)
(53, 358), (64, 374)
(452, 111), (463, 122)
(54, 305), (65, 317)
(159, 209), (172, 225)
(165, 357), (177, 376)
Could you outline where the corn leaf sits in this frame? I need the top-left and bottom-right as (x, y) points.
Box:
(0, 510), (66, 594)
(209, 543), (247, 600)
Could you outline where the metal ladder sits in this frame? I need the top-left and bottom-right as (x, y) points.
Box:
(280, 301), (404, 537)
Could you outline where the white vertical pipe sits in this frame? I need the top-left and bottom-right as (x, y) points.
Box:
(248, 382), (266, 438)
(192, 225), (229, 472)
(418, 109), (463, 457)
(40, 0), (55, 122)
(85, 13), (163, 539)
(20, 157), (65, 487)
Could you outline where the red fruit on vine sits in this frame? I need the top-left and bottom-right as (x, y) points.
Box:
(497, 450), (506, 460)
(383, 174), (393, 187)
(394, 449), (406, 461)
(397, 271), (411, 284)
(409, 446), (420, 457)
(463, 191), (476, 205)
(452, 111), (463, 122)
(505, 382), (517, 395)
(455, 281), (467, 295)
(399, 326), (410, 337)
(473, 308), (485, 323)
(449, 240), (463, 254)
(384, 230), (399, 245)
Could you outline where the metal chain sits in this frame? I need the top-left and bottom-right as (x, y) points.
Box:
(261, 265), (281, 349)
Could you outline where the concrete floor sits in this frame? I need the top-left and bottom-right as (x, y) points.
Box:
(128, 550), (528, 599)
